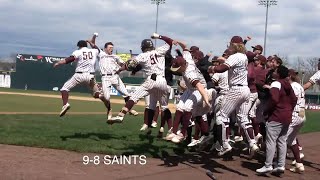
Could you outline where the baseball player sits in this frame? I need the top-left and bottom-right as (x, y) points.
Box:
(107, 33), (173, 125)
(288, 69), (305, 173)
(165, 40), (211, 144)
(53, 39), (110, 117)
(140, 50), (175, 135)
(207, 36), (259, 156)
(87, 34), (138, 119)
(251, 45), (263, 55)
(251, 55), (268, 142)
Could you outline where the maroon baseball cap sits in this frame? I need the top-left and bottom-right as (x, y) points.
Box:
(170, 56), (186, 72)
(255, 55), (267, 65)
(189, 46), (200, 52)
(288, 69), (299, 76)
(252, 45), (263, 51)
(230, 36), (243, 44)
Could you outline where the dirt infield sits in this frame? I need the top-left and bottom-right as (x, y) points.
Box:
(0, 91), (177, 111)
(0, 132), (319, 180)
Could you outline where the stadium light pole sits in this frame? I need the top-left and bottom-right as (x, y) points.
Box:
(258, 0), (277, 56)
(151, 0), (165, 47)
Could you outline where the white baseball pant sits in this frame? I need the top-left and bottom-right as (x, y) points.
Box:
(101, 74), (130, 100)
(216, 86), (250, 147)
(287, 112), (305, 146)
(60, 73), (100, 96)
(130, 76), (169, 110)
(248, 92), (259, 118)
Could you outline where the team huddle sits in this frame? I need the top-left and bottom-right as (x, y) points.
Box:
(53, 32), (320, 176)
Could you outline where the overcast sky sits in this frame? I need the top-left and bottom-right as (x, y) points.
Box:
(0, 0), (319, 61)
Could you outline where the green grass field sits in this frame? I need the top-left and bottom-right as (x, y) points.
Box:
(0, 88), (319, 157)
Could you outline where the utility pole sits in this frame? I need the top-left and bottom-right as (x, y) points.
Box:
(258, 0), (278, 56)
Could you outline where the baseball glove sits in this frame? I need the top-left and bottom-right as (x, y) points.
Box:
(126, 59), (139, 71)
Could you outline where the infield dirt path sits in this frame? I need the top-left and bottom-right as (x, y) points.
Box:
(0, 132), (319, 180)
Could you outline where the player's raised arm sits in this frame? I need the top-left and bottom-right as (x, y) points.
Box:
(151, 33), (174, 55)
(87, 32), (100, 53)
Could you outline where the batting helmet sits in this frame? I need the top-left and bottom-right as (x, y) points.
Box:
(141, 39), (154, 52)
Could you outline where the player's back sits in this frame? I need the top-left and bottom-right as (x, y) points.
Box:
(73, 47), (99, 73)
(135, 44), (170, 77)
(225, 53), (248, 86)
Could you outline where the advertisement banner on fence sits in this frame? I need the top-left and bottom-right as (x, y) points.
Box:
(16, 54), (66, 64)
(306, 103), (320, 111)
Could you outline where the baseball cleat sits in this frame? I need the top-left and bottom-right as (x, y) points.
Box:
(171, 133), (185, 143)
(218, 144), (232, 156)
(187, 138), (200, 147)
(151, 121), (157, 128)
(165, 132), (176, 141)
(290, 163), (304, 173)
(234, 136), (243, 142)
(140, 124), (148, 131)
(129, 110), (139, 116)
(271, 166), (285, 175)
(107, 116), (124, 124)
(256, 166), (273, 174)
(59, 103), (70, 117)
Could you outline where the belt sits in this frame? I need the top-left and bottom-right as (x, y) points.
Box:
(102, 73), (113, 76)
(232, 84), (244, 87)
(76, 72), (95, 75)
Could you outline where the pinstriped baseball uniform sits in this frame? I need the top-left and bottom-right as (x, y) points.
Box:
(212, 71), (229, 125)
(145, 86), (171, 111)
(129, 43), (170, 110)
(99, 51), (130, 100)
(309, 70), (320, 85)
(287, 82), (305, 146)
(216, 53), (253, 146)
(60, 47), (100, 93)
(176, 51), (207, 113)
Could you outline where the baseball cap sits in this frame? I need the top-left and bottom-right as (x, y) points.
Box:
(170, 56), (186, 72)
(189, 46), (200, 52)
(255, 55), (267, 65)
(77, 40), (87, 48)
(288, 69), (299, 76)
(252, 45), (263, 51)
(230, 36), (243, 44)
